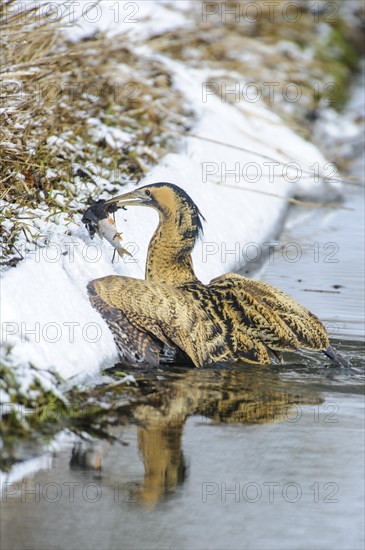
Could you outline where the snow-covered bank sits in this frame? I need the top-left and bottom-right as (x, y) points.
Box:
(1, 64), (332, 381)
(1, 1), (362, 400)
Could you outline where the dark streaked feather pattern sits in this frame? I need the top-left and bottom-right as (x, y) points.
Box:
(86, 183), (334, 368)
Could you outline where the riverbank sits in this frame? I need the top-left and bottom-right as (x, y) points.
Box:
(1, 173), (364, 546)
(1, 0), (364, 471)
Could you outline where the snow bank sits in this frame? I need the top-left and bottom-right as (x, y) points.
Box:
(61, 0), (193, 42)
(1, 1), (336, 382)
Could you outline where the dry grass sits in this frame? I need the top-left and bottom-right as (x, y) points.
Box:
(147, 0), (361, 132)
(0, 0), (362, 458)
(1, 1), (361, 265)
(0, 0), (190, 265)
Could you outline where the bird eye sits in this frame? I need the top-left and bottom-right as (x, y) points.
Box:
(145, 190), (151, 197)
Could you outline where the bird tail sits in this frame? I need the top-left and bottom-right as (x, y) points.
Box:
(322, 345), (353, 368)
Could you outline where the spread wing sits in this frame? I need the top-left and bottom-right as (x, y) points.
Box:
(88, 273), (329, 369)
(181, 282), (273, 364)
(208, 273), (329, 354)
(87, 276), (230, 368)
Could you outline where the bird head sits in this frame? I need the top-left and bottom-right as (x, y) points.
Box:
(105, 182), (205, 240)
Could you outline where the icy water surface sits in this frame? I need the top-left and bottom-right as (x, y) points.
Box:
(1, 182), (364, 550)
(1, 85), (364, 550)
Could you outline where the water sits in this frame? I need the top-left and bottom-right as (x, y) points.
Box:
(0, 362), (364, 549)
(1, 183), (364, 550)
(1, 98), (364, 550)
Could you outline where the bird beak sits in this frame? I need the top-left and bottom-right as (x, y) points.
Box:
(104, 189), (147, 208)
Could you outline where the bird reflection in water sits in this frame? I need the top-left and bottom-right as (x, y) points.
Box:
(69, 368), (322, 507)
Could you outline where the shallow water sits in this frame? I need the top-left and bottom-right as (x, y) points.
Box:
(1, 180), (364, 550)
(1, 91), (364, 550)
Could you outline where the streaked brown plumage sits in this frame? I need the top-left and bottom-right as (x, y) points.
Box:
(87, 182), (348, 368)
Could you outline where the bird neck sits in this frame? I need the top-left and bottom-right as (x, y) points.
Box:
(145, 213), (199, 286)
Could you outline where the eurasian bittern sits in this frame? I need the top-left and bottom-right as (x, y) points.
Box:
(87, 182), (349, 368)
